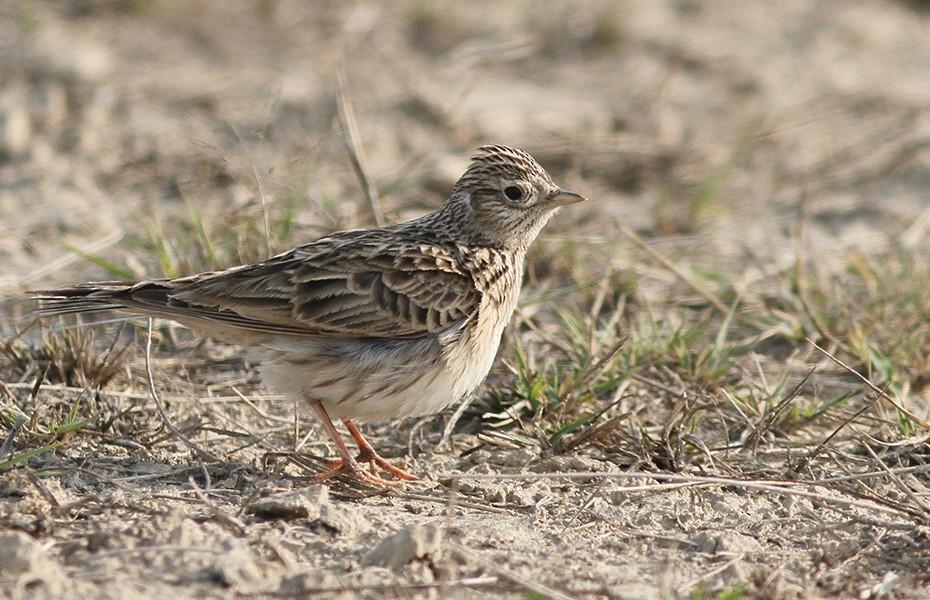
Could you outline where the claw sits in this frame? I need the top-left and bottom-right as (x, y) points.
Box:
(311, 457), (404, 488)
(309, 403), (418, 488)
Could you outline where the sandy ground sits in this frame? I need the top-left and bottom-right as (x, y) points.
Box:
(2, 1), (930, 598)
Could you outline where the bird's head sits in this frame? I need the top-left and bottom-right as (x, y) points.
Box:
(449, 145), (585, 250)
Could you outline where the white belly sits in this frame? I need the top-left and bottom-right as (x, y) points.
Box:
(256, 314), (505, 422)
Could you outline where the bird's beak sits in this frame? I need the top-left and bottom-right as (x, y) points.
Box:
(550, 189), (587, 206)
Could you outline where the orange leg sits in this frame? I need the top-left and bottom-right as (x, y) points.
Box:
(343, 419), (418, 481)
(309, 403), (416, 487)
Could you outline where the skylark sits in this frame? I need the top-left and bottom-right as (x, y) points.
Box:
(35, 145), (585, 487)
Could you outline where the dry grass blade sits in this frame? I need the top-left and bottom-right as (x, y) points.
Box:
(223, 116), (274, 258)
(793, 388), (882, 474)
(807, 338), (930, 430)
(444, 541), (576, 600)
(860, 444), (930, 517)
(143, 319), (221, 463)
(450, 471), (921, 520)
(559, 334), (627, 404)
(337, 67), (384, 227)
(387, 489), (511, 515)
(615, 220), (731, 316)
(744, 367), (814, 453)
(0, 416), (26, 463)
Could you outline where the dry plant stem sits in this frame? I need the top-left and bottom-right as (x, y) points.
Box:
(793, 389), (881, 473)
(746, 367), (814, 451)
(559, 334), (628, 405)
(556, 412), (630, 454)
(440, 396), (473, 446)
(560, 478), (608, 534)
(1, 381), (151, 400)
(807, 338), (930, 430)
(449, 471), (918, 520)
(514, 308), (575, 357)
(816, 463), (930, 484)
(860, 444), (930, 516)
(792, 198), (847, 352)
(337, 67), (384, 227)
(144, 319), (221, 463)
(26, 472), (59, 506)
(444, 541), (575, 600)
(0, 416), (26, 462)
(187, 475), (247, 535)
(614, 220), (731, 316)
(225, 116), (273, 258)
(28, 365), (48, 403)
(0, 378), (16, 402)
(385, 489), (509, 515)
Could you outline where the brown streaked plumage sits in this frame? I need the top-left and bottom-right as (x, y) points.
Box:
(33, 145), (585, 487)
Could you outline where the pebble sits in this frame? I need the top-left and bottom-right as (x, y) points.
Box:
(246, 485), (329, 519)
(318, 503), (364, 536)
(360, 523), (443, 571)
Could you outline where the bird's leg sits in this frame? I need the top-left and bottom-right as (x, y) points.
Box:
(342, 419), (418, 481)
(309, 403), (401, 488)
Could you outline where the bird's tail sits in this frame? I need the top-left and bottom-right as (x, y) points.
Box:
(31, 281), (171, 317)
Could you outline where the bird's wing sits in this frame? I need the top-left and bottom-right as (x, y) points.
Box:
(164, 234), (478, 338)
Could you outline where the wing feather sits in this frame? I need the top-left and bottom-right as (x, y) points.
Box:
(164, 237), (478, 338)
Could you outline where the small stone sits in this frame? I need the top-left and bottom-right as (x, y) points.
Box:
(507, 485), (542, 508)
(690, 530), (764, 555)
(489, 446), (539, 467)
(247, 485), (329, 519)
(317, 503), (362, 536)
(360, 524), (443, 571)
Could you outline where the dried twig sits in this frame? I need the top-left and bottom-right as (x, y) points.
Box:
(144, 319), (221, 462)
(807, 338), (930, 430)
(615, 220), (730, 316)
(0, 416), (26, 463)
(224, 116), (273, 258)
(445, 541), (575, 600)
(337, 68), (384, 227)
(860, 444), (930, 516)
(448, 471), (920, 520)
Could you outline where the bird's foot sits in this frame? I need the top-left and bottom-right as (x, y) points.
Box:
(355, 447), (419, 482)
(313, 454), (411, 488)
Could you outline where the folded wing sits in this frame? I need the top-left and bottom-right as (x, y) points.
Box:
(37, 234), (478, 339)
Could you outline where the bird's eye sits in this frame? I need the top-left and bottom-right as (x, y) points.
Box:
(503, 186), (524, 201)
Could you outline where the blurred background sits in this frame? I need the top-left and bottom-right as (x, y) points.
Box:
(1, 0), (929, 294)
(3, 4), (930, 597)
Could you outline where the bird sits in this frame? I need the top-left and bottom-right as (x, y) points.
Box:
(33, 144), (585, 487)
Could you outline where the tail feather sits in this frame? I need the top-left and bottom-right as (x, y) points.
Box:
(32, 278), (313, 338)
(30, 280), (291, 337)
(31, 281), (166, 317)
